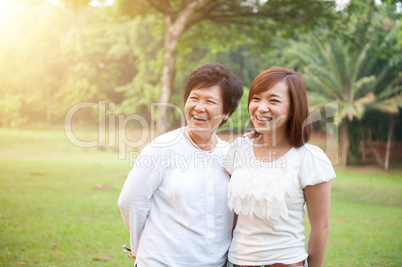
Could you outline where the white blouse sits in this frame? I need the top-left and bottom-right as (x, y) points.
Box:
(226, 137), (336, 265)
(118, 128), (234, 267)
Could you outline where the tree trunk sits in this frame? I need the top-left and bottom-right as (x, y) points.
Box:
(155, 0), (214, 135)
(156, 23), (178, 135)
(340, 120), (349, 168)
(239, 48), (245, 82)
(384, 117), (394, 171)
(361, 127), (366, 162)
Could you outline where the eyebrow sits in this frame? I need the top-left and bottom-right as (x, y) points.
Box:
(269, 93), (282, 97)
(207, 96), (220, 101)
(190, 92), (220, 101)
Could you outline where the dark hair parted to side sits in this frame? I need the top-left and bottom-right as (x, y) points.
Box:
(184, 63), (243, 126)
(248, 67), (311, 148)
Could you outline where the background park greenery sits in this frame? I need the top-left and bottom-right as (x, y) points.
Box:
(0, 129), (401, 266)
(0, 0), (401, 166)
(0, 0), (401, 266)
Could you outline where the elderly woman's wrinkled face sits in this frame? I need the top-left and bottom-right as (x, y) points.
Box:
(185, 85), (227, 134)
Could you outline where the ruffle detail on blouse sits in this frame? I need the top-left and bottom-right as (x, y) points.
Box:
(228, 148), (300, 221)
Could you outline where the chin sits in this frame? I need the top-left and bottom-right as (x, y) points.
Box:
(187, 123), (210, 131)
(253, 126), (271, 134)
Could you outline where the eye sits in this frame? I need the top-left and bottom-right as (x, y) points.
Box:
(207, 100), (216, 104)
(270, 99), (280, 103)
(252, 96), (260, 101)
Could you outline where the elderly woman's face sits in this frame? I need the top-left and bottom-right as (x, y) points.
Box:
(185, 85), (227, 134)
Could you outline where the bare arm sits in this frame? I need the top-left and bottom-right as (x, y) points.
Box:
(304, 181), (332, 267)
(232, 213), (238, 236)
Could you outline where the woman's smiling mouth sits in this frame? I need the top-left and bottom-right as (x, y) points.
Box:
(193, 115), (208, 122)
(255, 115), (273, 122)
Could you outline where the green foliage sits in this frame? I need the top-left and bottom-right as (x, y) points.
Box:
(221, 87), (251, 133)
(287, 35), (379, 122)
(114, 15), (164, 116)
(0, 0), (398, 137)
(59, 0), (92, 13)
(114, 0), (153, 17)
(0, 3), (67, 123)
(0, 3), (142, 124)
(113, 0), (337, 132)
(59, 7), (139, 108)
(283, 1), (401, 165)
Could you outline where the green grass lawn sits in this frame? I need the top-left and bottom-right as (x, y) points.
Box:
(324, 168), (402, 266)
(0, 129), (401, 266)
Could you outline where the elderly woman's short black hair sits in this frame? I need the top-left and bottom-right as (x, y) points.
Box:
(184, 63), (243, 125)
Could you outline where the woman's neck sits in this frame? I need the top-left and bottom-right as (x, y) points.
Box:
(254, 132), (292, 163)
(185, 127), (217, 151)
(259, 131), (290, 149)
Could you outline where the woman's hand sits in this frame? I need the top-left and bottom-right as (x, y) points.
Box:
(304, 181), (331, 267)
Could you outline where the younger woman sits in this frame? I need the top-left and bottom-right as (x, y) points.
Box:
(226, 67), (336, 267)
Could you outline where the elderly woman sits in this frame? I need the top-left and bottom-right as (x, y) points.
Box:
(118, 63), (243, 267)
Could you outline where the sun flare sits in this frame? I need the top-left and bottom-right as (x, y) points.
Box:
(0, 0), (22, 30)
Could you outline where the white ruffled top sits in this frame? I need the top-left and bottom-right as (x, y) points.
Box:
(226, 137), (336, 221)
(226, 137), (336, 265)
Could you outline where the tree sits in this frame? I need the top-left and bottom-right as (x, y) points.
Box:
(285, 13), (401, 167)
(0, 2), (67, 125)
(59, 7), (138, 108)
(0, 1), (142, 126)
(115, 0), (336, 135)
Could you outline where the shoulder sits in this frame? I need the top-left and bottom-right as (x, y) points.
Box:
(296, 143), (332, 165)
(230, 136), (253, 149)
(225, 137), (254, 163)
(214, 137), (230, 155)
(140, 128), (183, 156)
(295, 144), (336, 187)
(149, 128), (184, 148)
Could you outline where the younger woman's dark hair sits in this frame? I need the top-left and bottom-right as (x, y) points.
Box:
(248, 67), (311, 147)
(184, 63), (243, 125)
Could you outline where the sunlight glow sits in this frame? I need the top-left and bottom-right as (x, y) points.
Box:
(45, 0), (64, 8)
(90, 0), (115, 7)
(0, 0), (22, 31)
(335, 0), (350, 11)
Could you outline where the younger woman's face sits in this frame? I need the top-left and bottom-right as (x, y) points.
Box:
(248, 81), (290, 136)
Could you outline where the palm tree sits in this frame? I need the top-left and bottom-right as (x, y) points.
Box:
(367, 77), (402, 170)
(286, 31), (401, 167)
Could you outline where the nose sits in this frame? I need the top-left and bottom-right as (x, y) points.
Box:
(194, 102), (206, 112)
(257, 101), (269, 113)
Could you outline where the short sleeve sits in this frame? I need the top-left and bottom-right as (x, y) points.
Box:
(300, 144), (336, 188)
